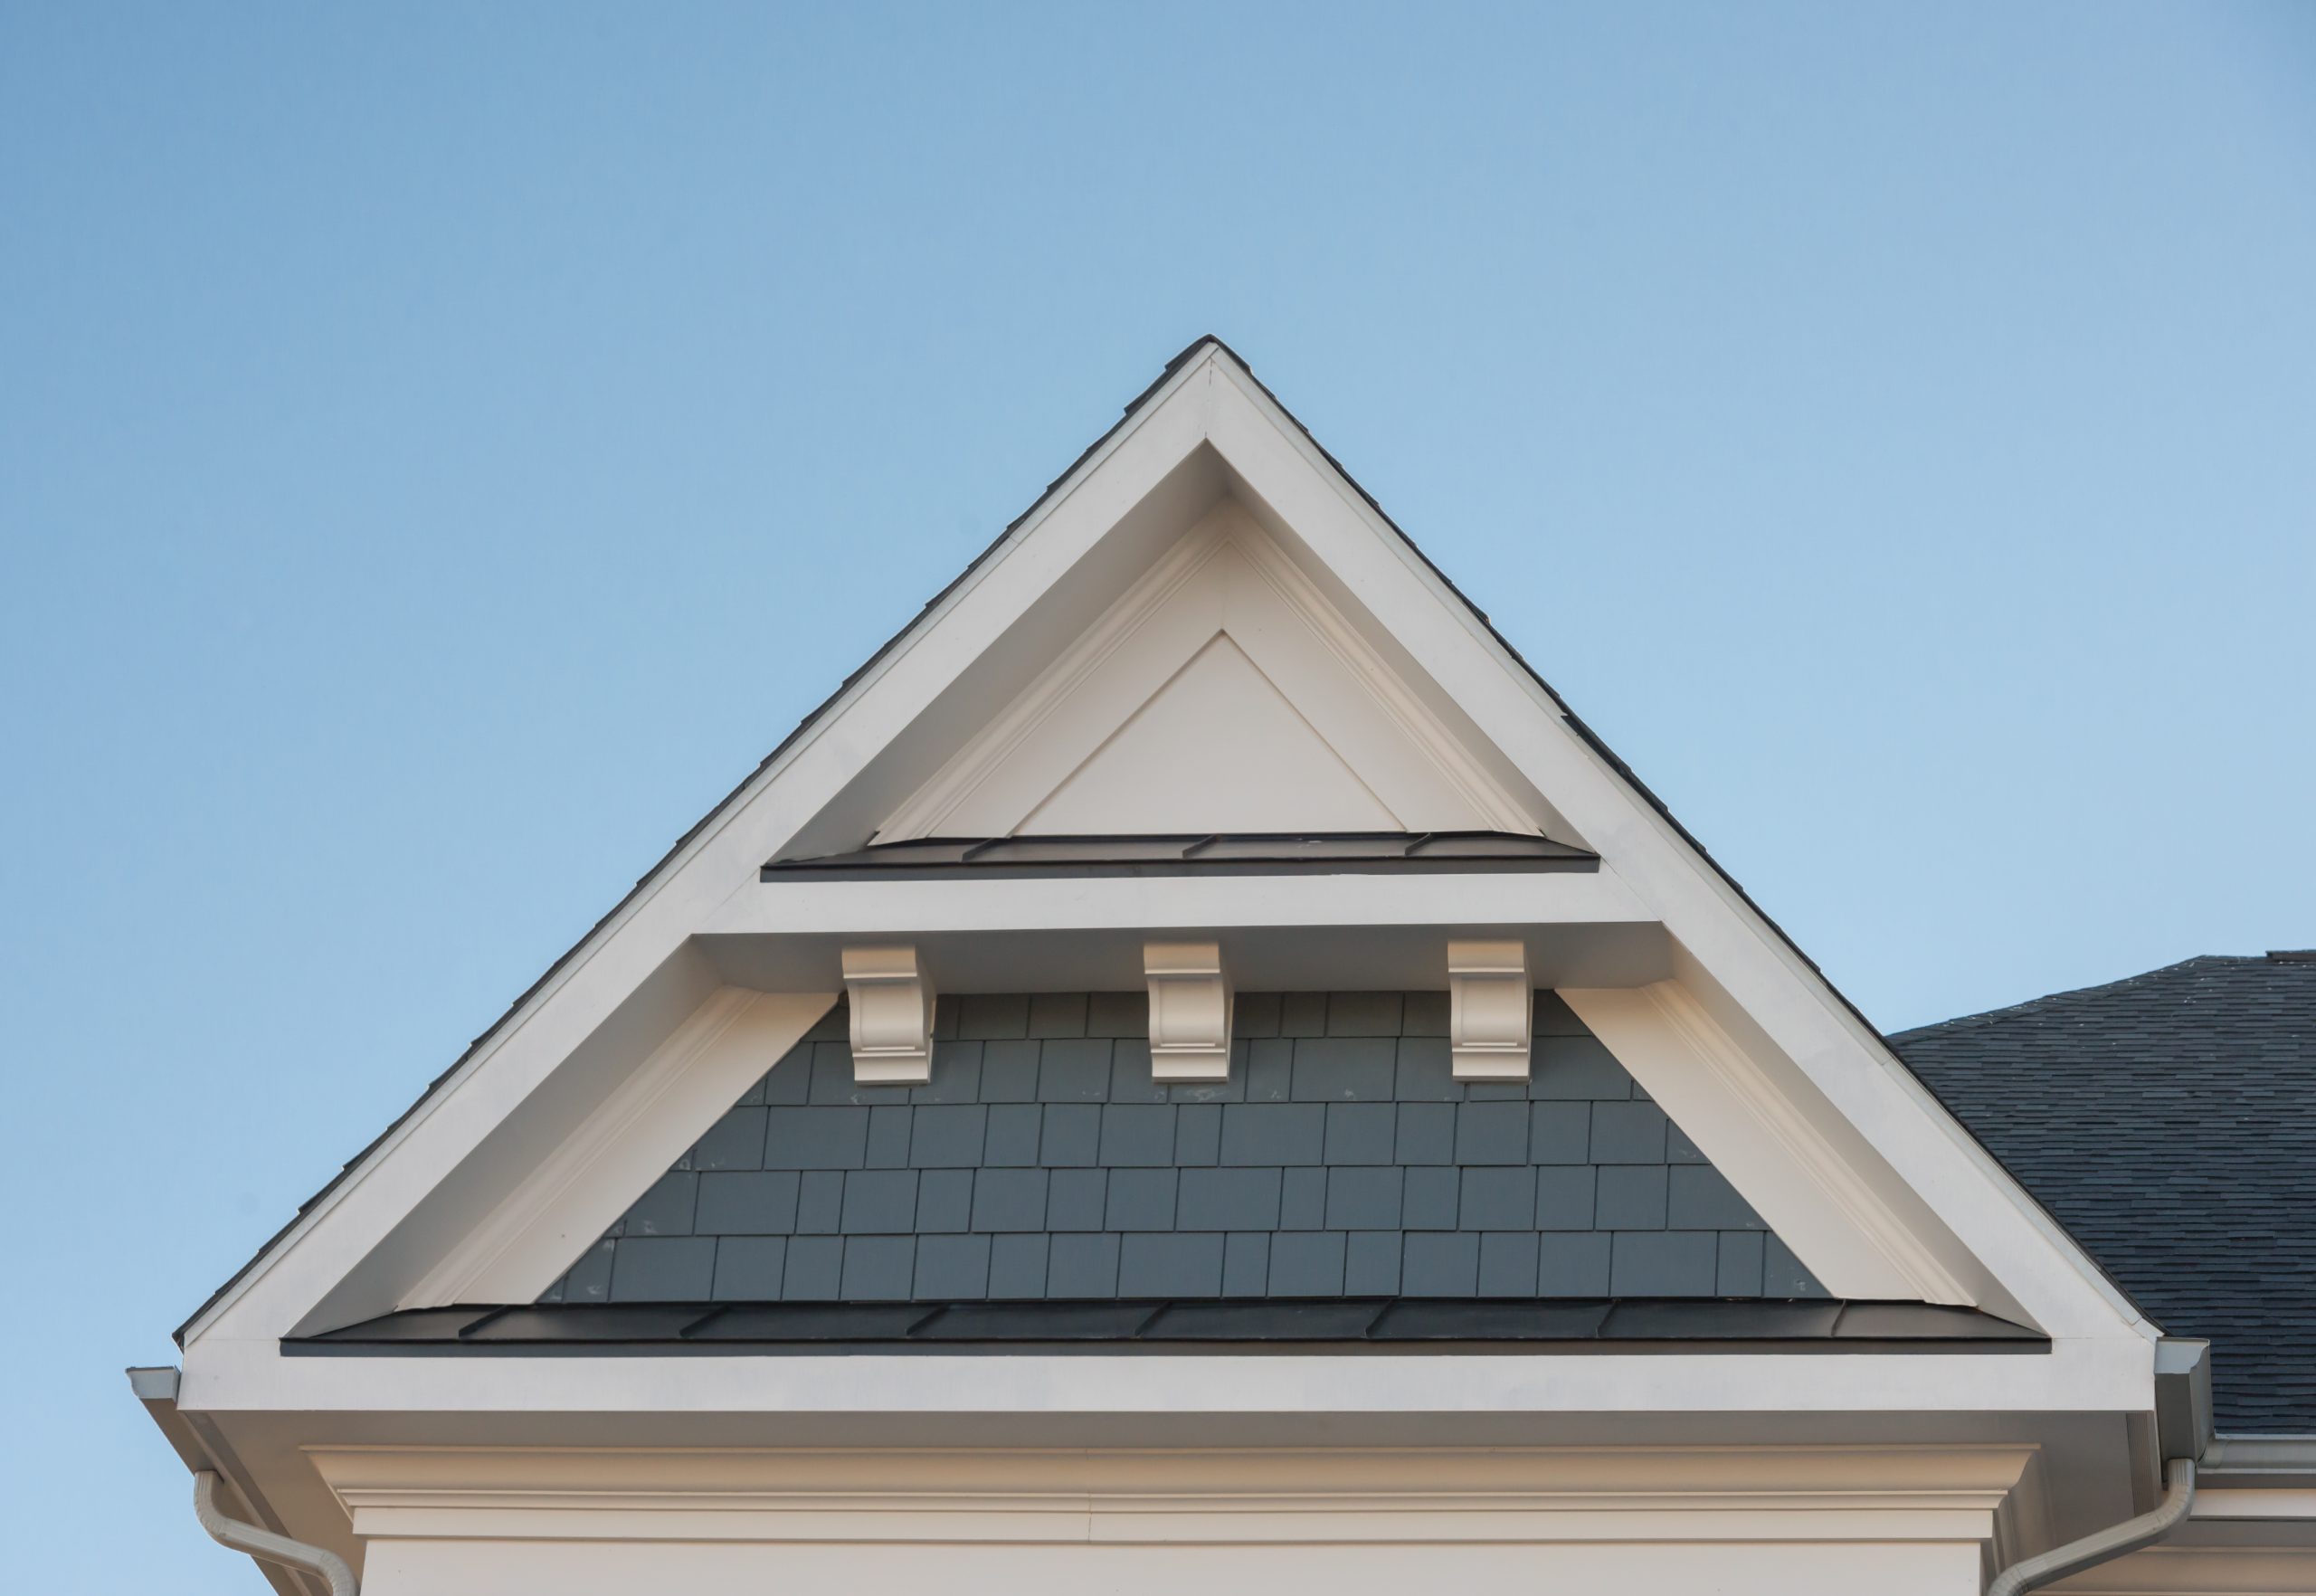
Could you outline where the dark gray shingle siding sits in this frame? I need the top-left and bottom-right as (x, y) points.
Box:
(1894, 955), (2316, 1434)
(544, 991), (1825, 1306)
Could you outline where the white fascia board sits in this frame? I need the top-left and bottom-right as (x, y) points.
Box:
(704, 869), (1655, 936)
(182, 352), (1228, 1349)
(183, 1336), (2152, 1420)
(1192, 360), (2144, 1344)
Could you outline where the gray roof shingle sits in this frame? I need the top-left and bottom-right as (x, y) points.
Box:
(1894, 953), (2316, 1434)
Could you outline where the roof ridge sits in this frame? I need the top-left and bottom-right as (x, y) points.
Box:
(1890, 955), (2270, 1040)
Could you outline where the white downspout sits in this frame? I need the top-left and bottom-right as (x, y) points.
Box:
(1986, 1458), (2195, 1596)
(193, 1470), (359, 1596)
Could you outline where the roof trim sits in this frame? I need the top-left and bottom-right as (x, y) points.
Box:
(292, 1297), (2044, 1355)
(761, 830), (1599, 880)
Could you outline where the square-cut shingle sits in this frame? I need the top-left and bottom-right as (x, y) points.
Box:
(1717, 1230), (1765, 1296)
(913, 1233), (992, 1299)
(1529, 1101), (1590, 1164)
(978, 1040), (1042, 1101)
(1099, 1104), (1176, 1165)
(1281, 1165), (1328, 1230)
(865, 1105), (913, 1168)
(1324, 1102), (1398, 1164)
(1326, 1165), (1404, 1230)
(1038, 1039), (1114, 1102)
(1531, 1035), (1633, 1099)
(971, 1167), (1049, 1233)
(711, 1237), (785, 1301)
(1222, 1231), (1271, 1296)
(1538, 1230), (1611, 1296)
(840, 1236), (916, 1300)
(610, 1236), (716, 1301)
(988, 1233), (1049, 1298)
(1393, 1035), (1459, 1101)
(691, 1107), (767, 1171)
(781, 1235), (843, 1298)
(625, 1172), (698, 1237)
(840, 1170), (919, 1234)
(1177, 1165), (1283, 1231)
(1345, 1230), (1403, 1295)
(1589, 1100), (1668, 1164)
(1027, 993), (1089, 1039)
(1046, 1231), (1121, 1297)
(1221, 1103), (1324, 1165)
(915, 1169), (973, 1232)
(1268, 1231), (1347, 1296)
(1039, 1103), (1101, 1165)
(908, 1105), (988, 1168)
(1668, 1164), (1762, 1229)
(1174, 1103), (1222, 1165)
(982, 1103), (1041, 1166)
(794, 1171), (843, 1234)
(1478, 1231), (1540, 1296)
(1455, 1101), (1530, 1164)
(1118, 1231), (1224, 1297)
(1401, 1231), (1480, 1297)
(764, 1107), (868, 1170)
(1326, 992), (1404, 1037)
(1458, 1165), (1535, 1231)
(1105, 1167), (1179, 1231)
(1292, 1036), (1398, 1100)
(1595, 1164), (1668, 1229)
(1533, 1164), (1597, 1230)
(695, 1171), (799, 1235)
(1044, 1167), (1106, 1231)
(1609, 1230), (1718, 1296)
(1402, 1164), (1460, 1230)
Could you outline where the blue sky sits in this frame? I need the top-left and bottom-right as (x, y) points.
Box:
(3, 4), (2311, 1587)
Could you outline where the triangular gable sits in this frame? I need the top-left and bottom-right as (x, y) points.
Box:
(543, 990), (1828, 1307)
(178, 337), (2148, 1355)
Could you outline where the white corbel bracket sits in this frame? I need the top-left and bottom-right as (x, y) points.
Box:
(1448, 939), (1532, 1080)
(1145, 941), (1233, 1081)
(841, 945), (935, 1085)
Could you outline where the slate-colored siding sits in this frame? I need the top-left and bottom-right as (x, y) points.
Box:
(543, 991), (1825, 1305)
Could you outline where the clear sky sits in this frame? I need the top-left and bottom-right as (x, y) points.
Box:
(3, 4), (2311, 1588)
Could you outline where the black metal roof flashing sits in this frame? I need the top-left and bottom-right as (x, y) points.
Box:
(762, 831), (1599, 880)
(291, 1297), (2041, 1355)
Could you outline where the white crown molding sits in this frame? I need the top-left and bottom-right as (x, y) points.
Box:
(309, 1442), (2041, 1548)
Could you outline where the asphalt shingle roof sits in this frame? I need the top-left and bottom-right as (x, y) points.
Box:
(1894, 953), (2316, 1434)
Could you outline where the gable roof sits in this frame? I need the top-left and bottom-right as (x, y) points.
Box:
(1894, 953), (2316, 1433)
(176, 335), (2146, 1356)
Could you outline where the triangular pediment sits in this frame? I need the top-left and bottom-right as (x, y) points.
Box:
(1022, 634), (1400, 832)
(874, 501), (1544, 841)
(177, 337), (2150, 1372)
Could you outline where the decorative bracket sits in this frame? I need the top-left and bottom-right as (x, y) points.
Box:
(1448, 939), (1532, 1080)
(1145, 941), (1233, 1081)
(841, 945), (935, 1085)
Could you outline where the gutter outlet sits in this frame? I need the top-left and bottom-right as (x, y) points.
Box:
(193, 1471), (358, 1596)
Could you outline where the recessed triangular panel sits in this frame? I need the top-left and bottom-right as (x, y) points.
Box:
(1020, 633), (1400, 833)
(873, 501), (1548, 841)
(543, 990), (1828, 1306)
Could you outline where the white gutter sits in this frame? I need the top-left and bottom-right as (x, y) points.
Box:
(193, 1471), (357, 1596)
